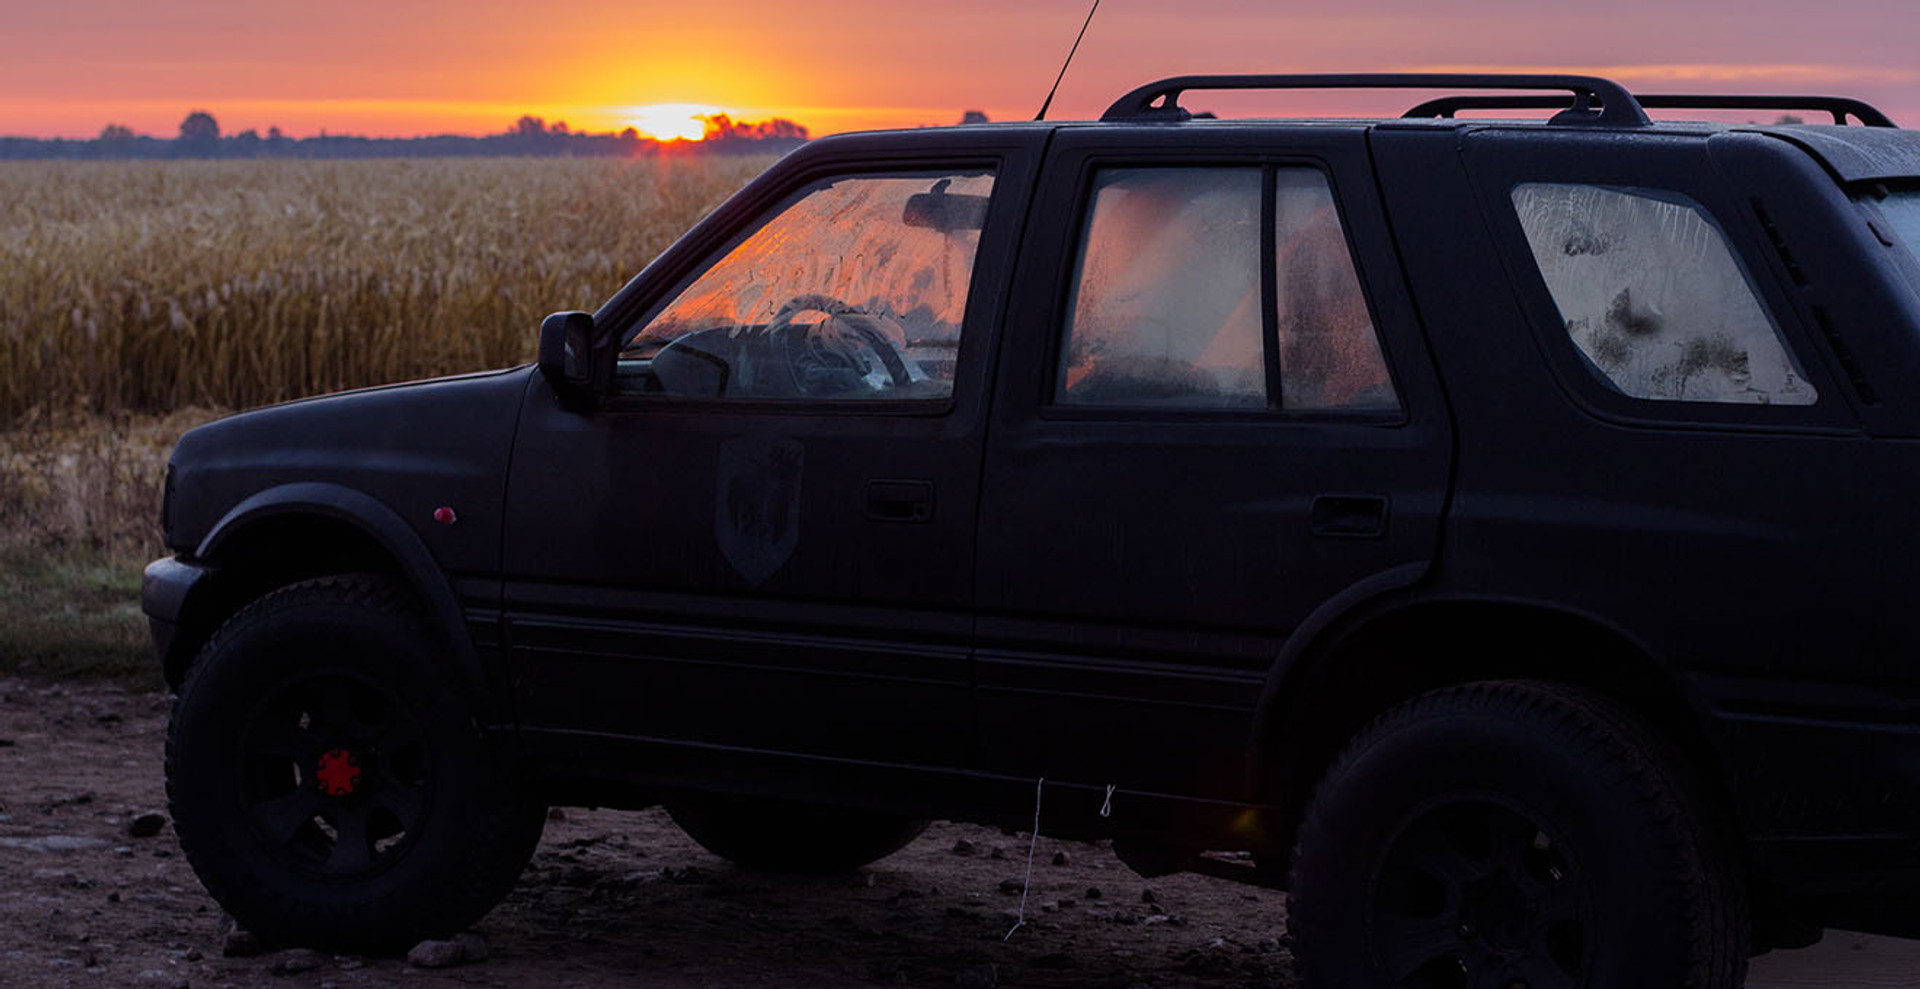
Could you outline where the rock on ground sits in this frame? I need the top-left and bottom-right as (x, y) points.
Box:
(407, 939), (467, 969)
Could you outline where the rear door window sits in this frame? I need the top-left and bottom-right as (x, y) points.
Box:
(1055, 165), (1397, 412)
(1274, 169), (1397, 411)
(1057, 167), (1267, 408)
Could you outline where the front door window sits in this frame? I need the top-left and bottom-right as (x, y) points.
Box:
(620, 171), (996, 401)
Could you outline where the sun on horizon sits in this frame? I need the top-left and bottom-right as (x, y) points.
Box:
(625, 103), (718, 142)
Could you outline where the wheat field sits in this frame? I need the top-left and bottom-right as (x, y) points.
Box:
(0, 155), (775, 422)
(0, 155), (774, 674)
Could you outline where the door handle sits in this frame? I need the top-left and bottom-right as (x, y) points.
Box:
(1310, 495), (1387, 538)
(867, 479), (934, 523)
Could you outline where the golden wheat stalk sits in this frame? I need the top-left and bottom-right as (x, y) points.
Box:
(0, 155), (773, 424)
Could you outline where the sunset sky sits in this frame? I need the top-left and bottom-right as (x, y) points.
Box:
(5, 0), (1920, 140)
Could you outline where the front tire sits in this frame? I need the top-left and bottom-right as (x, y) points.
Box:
(166, 576), (545, 952)
(666, 794), (927, 873)
(1287, 680), (1747, 989)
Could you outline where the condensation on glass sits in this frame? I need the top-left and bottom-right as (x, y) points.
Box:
(1055, 166), (1396, 411)
(1511, 183), (1816, 405)
(1058, 167), (1266, 408)
(1272, 169), (1396, 411)
(622, 171), (994, 400)
(1865, 189), (1920, 297)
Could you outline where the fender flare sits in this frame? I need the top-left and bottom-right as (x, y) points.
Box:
(1245, 561), (1430, 797)
(193, 482), (491, 717)
(1245, 565), (1715, 808)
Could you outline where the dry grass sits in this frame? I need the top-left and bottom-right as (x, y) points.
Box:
(0, 547), (154, 681)
(0, 155), (775, 422)
(0, 155), (774, 678)
(0, 408), (222, 680)
(1, 407), (217, 556)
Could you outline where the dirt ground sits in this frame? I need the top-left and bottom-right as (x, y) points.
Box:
(1, 677), (1915, 989)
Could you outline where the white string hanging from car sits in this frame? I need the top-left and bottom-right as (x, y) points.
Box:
(1004, 779), (1120, 940)
(1004, 777), (1045, 941)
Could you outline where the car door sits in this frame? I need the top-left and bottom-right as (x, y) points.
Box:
(974, 126), (1453, 803)
(502, 133), (1042, 774)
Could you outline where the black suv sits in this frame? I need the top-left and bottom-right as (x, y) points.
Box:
(145, 74), (1920, 988)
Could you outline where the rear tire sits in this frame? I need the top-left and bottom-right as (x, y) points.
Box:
(1287, 680), (1748, 989)
(166, 576), (546, 952)
(666, 794), (927, 873)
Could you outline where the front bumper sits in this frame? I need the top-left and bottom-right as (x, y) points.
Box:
(141, 555), (214, 680)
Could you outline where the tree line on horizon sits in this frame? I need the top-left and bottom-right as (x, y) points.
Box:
(0, 110), (813, 161)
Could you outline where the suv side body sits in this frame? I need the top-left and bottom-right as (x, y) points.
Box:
(145, 77), (1920, 968)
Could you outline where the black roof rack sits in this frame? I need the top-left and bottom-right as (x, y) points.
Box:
(1402, 93), (1896, 127)
(1100, 73), (1651, 127)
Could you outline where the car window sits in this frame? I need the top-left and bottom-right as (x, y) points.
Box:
(1057, 167), (1266, 408)
(620, 170), (994, 401)
(1866, 188), (1920, 294)
(1511, 183), (1817, 406)
(1055, 166), (1398, 412)
(1273, 169), (1397, 411)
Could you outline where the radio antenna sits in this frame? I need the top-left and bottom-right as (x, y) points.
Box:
(1035, 0), (1101, 121)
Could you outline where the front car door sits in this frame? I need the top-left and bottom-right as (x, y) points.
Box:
(503, 132), (1042, 787)
(975, 125), (1453, 823)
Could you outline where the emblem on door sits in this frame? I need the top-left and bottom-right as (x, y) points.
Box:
(715, 435), (804, 585)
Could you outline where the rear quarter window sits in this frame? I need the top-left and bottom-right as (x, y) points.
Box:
(1511, 183), (1816, 406)
(1868, 189), (1920, 281)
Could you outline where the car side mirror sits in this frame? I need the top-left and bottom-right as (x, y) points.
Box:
(538, 310), (599, 405)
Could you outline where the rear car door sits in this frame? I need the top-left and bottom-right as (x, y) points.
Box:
(975, 125), (1454, 803)
(503, 132), (1042, 775)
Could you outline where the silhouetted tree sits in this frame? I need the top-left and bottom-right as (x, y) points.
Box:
(755, 118), (807, 140)
(701, 114), (808, 142)
(97, 124), (136, 157)
(2, 110), (809, 161)
(177, 110), (220, 156)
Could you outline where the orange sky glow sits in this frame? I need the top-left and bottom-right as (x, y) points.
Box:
(5, 1), (1920, 139)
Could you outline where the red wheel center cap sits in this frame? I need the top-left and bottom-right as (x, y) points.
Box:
(315, 748), (362, 797)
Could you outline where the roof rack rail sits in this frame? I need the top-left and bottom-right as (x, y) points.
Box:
(1100, 73), (1651, 127)
(1403, 93), (1896, 127)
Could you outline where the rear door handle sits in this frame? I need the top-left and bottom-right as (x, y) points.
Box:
(1310, 495), (1387, 538)
(867, 479), (934, 523)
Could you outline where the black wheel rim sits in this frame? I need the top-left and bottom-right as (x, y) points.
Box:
(1367, 799), (1593, 989)
(237, 672), (433, 879)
